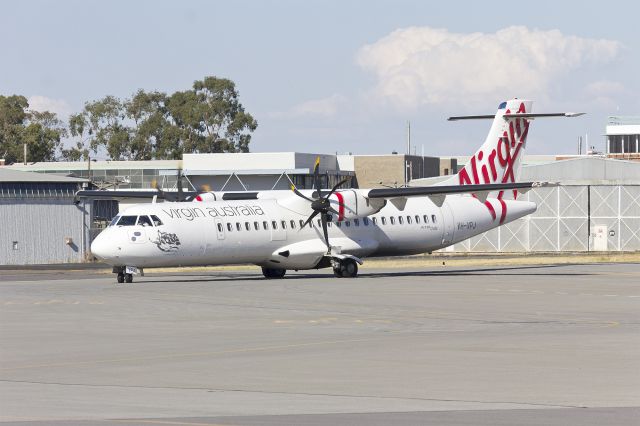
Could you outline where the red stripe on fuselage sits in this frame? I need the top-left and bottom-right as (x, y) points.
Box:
(334, 192), (345, 221)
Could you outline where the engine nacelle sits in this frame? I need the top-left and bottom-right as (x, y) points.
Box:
(193, 192), (218, 202)
(328, 189), (385, 221)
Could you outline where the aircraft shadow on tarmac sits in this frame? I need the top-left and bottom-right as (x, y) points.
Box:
(139, 264), (593, 284)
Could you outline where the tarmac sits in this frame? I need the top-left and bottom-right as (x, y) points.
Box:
(1, 262), (639, 425)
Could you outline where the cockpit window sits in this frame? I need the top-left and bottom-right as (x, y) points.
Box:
(109, 215), (121, 227)
(150, 215), (163, 226)
(137, 215), (153, 227)
(117, 215), (138, 226)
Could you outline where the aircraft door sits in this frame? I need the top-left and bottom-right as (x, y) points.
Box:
(214, 218), (225, 240)
(440, 202), (454, 245)
(270, 219), (286, 241)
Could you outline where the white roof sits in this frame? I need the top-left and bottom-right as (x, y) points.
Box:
(0, 168), (88, 183)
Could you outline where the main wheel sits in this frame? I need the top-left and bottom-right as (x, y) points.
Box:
(333, 266), (343, 278)
(340, 259), (358, 278)
(262, 267), (286, 279)
(116, 273), (124, 284)
(124, 273), (133, 283)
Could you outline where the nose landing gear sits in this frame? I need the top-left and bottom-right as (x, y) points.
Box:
(262, 267), (286, 279)
(114, 266), (140, 284)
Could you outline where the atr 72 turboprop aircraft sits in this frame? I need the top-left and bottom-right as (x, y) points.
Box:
(84, 99), (583, 283)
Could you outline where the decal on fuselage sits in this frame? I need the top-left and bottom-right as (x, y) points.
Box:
(161, 205), (265, 221)
(152, 230), (181, 252)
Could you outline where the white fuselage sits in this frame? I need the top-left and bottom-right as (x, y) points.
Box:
(91, 192), (536, 270)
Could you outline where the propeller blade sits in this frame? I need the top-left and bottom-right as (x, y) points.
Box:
(302, 210), (320, 229)
(177, 170), (184, 202)
(291, 184), (314, 202)
(313, 156), (321, 191)
(327, 206), (340, 216)
(200, 184), (211, 193)
(322, 178), (350, 199)
(320, 212), (330, 250)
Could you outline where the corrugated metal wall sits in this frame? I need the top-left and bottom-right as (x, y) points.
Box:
(449, 185), (640, 252)
(0, 199), (90, 265)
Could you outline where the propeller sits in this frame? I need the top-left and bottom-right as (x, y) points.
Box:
(291, 156), (349, 251)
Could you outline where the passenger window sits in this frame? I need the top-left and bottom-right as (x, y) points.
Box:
(137, 215), (153, 227)
(150, 215), (163, 226)
(424, 214), (429, 223)
(390, 217), (395, 225)
(263, 221), (269, 230)
(345, 220), (351, 227)
(407, 216), (412, 224)
(299, 219), (305, 228)
(117, 216), (137, 226)
(363, 217), (369, 226)
(372, 217), (377, 225)
(398, 216), (404, 225)
(227, 223), (233, 232)
(236, 222), (242, 231)
(281, 220), (287, 229)
(109, 215), (121, 227)
(432, 214), (437, 223)
(254, 221), (259, 230)
(316, 219), (321, 227)
(217, 223), (223, 232)
(354, 219), (360, 226)
(415, 215), (420, 224)
(245, 222), (251, 231)
(290, 220), (296, 229)
(272, 220), (278, 230)
(381, 217), (387, 225)
(336, 221), (342, 227)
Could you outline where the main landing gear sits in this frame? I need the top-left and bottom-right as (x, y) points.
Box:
(332, 258), (358, 278)
(262, 267), (286, 279)
(116, 272), (133, 283)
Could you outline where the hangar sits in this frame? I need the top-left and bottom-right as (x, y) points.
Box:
(417, 157), (640, 253)
(0, 169), (92, 265)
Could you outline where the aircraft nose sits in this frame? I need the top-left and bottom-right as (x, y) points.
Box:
(91, 232), (113, 261)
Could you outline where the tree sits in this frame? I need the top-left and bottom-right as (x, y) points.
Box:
(0, 95), (65, 163)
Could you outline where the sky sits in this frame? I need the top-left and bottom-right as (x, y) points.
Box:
(2, 0), (639, 158)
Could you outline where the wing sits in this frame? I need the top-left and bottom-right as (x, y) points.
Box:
(367, 182), (551, 208)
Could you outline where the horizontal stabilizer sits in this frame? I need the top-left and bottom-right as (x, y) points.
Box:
(448, 112), (585, 121)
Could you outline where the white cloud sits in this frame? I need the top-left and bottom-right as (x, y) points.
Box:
(356, 26), (621, 109)
(272, 94), (347, 119)
(27, 95), (73, 118)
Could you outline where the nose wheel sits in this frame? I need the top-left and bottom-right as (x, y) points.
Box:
(116, 272), (134, 283)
